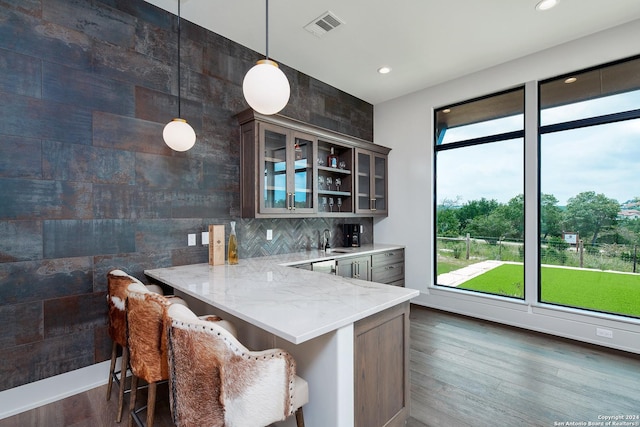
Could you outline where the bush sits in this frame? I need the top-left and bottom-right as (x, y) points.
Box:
(453, 246), (462, 259)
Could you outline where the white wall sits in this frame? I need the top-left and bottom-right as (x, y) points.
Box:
(374, 19), (640, 354)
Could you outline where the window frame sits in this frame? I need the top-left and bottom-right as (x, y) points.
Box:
(433, 86), (526, 299)
(537, 55), (640, 319)
(430, 55), (640, 320)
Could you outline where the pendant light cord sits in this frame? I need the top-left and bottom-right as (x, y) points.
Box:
(177, 0), (182, 118)
(265, 0), (269, 60)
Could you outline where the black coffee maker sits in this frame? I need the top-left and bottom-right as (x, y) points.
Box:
(343, 224), (361, 247)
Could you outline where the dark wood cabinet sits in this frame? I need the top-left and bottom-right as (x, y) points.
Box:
(237, 109), (390, 218)
(239, 118), (316, 217)
(317, 140), (354, 215)
(354, 301), (410, 427)
(355, 148), (388, 216)
(291, 248), (405, 286)
(287, 248), (409, 425)
(336, 255), (371, 281)
(371, 249), (405, 286)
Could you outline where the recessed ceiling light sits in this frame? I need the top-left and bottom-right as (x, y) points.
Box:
(377, 66), (392, 74)
(536, 0), (559, 11)
(442, 109), (451, 114)
(564, 77), (577, 84)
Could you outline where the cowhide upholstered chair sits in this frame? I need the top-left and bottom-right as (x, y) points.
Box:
(166, 303), (308, 427)
(106, 269), (164, 423)
(126, 287), (236, 427)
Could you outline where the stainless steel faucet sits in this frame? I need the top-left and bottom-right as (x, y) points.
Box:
(322, 229), (331, 252)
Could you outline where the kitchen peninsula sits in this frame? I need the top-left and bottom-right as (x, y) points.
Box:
(145, 244), (419, 427)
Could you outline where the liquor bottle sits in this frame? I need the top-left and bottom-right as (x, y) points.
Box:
(228, 221), (238, 265)
(294, 142), (302, 160)
(327, 147), (338, 168)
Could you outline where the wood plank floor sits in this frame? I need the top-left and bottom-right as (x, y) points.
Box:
(408, 306), (640, 427)
(1, 305), (639, 426)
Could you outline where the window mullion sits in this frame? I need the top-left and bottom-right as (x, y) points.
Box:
(524, 81), (539, 306)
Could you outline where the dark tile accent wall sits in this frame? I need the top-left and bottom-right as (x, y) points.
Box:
(0, 0), (373, 391)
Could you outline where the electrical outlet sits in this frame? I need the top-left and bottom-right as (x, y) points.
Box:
(188, 233), (196, 246)
(266, 229), (273, 240)
(202, 231), (209, 245)
(596, 327), (613, 338)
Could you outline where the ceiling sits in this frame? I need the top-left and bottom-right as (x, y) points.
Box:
(144, 0), (640, 105)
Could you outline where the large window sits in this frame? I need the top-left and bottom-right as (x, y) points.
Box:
(539, 56), (640, 318)
(433, 56), (640, 320)
(434, 88), (525, 299)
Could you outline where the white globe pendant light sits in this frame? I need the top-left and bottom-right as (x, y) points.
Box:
(163, 118), (196, 152)
(163, 0), (196, 151)
(243, 59), (290, 115)
(242, 0), (290, 115)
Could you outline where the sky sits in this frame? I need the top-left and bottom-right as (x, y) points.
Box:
(437, 91), (640, 206)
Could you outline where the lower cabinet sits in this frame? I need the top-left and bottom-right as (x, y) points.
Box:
(336, 255), (371, 281)
(354, 301), (410, 427)
(371, 249), (405, 286)
(291, 248), (405, 286)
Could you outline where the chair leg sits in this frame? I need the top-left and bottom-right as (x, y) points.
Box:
(128, 375), (139, 427)
(106, 341), (118, 400)
(295, 407), (305, 427)
(116, 346), (129, 423)
(146, 382), (157, 427)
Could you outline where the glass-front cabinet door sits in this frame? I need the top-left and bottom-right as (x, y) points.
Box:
(260, 123), (315, 214)
(237, 109), (390, 218)
(317, 140), (353, 215)
(355, 148), (388, 215)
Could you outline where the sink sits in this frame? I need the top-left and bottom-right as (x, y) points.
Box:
(331, 248), (356, 253)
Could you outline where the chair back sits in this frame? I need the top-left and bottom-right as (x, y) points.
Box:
(126, 289), (172, 384)
(107, 269), (144, 346)
(166, 304), (297, 427)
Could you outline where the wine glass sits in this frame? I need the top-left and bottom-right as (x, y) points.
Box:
(322, 197), (327, 211)
(317, 158), (325, 166)
(329, 197), (334, 212)
(335, 178), (341, 192)
(337, 197), (342, 212)
(318, 176), (324, 190)
(339, 160), (346, 169)
(326, 176), (333, 191)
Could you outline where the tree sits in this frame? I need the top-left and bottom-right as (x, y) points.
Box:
(503, 194), (524, 239)
(436, 207), (460, 237)
(563, 191), (620, 245)
(456, 198), (500, 233)
(465, 208), (515, 241)
(540, 193), (562, 239)
(616, 218), (640, 245)
(436, 197), (462, 237)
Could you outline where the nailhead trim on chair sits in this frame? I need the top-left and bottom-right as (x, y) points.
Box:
(172, 318), (299, 416)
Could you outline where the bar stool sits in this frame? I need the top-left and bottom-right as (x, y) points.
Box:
(126, 287), (236, 427)
(106, 269), (164, 423)
(166, 303), (308, 427)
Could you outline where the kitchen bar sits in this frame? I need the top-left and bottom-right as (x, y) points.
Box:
(145, 244), (419, 427)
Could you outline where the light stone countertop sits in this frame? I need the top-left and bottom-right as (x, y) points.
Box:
(145, 244), (419, 344)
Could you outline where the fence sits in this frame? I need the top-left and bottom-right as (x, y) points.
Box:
(437, 234), (639, 273)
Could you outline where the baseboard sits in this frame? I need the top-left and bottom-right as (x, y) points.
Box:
(0, 360), (114, 420)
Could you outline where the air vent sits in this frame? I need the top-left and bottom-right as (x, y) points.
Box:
(304, 11), (344, 37)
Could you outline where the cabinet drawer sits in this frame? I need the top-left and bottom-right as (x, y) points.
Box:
(372, 250), (404, 268)
(372, 261), (404, 284)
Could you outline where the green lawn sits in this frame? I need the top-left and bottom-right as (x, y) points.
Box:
(457, 263), (640, 317)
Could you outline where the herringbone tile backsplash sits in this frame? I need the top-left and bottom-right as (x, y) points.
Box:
(237, 217), (374, 258)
